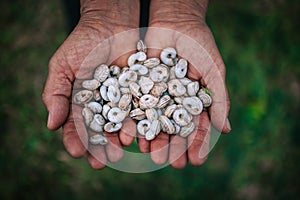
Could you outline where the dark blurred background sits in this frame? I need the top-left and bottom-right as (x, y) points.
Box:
(0, 0), (299, 199)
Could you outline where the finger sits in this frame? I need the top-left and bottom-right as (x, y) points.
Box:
(62, 105), (87, 158)
(198, 38), (231, 133)
(87, 154), (106, 170)
(137, 137), (150, 153)
(104, 133), (123, 162)
(86, 128), (107, 170)
(119, 117), (136, 146)
(42, 23), (115, 130)
(209, 91), (231, 134)
(184, 55), (231, 134)
(169, 135), (187, 169)
(150, 133), (169, 165)
(42, 27), (105, 129)
(42, 59), (74, 130)
(188, 112), (210, 166)
(223, 118), (231, 134)
(205, 66), (231, 133)
(186, 59), (230, 134)
(175, 29), (231, 133)
(87, 143), (107, 170)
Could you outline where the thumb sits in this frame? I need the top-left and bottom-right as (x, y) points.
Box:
(42, 58), (74, 130)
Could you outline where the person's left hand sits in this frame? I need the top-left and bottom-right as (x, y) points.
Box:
(137, 0), (231, 169)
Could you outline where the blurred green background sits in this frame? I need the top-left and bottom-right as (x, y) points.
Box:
(1, 0), (299, 199)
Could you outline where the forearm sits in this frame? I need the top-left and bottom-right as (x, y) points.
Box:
(149, 0), (208, 25)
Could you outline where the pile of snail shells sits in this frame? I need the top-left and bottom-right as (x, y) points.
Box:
(73, 40), (212, 145)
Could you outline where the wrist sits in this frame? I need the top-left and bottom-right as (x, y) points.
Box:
(79, 0), (140, 30)
(149, 0), (208, 26)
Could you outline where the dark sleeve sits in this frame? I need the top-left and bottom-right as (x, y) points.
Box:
(63, 0), (80, 33)
(62, 0), (151, 36)
(139, 0), (151, 40)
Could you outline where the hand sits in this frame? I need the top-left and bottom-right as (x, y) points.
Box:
(42, 0), (140, 169)
(138, 0), (231, 169)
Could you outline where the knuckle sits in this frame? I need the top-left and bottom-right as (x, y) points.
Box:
(196, 125), (210, 136)
(41, 91), (47, 103)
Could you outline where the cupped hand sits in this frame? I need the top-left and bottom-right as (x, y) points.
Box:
(42, 0), (140, 169)
(138, 0), (231, 169)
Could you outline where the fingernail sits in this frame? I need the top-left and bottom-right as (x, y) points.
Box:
(47, 113), (52, 128)
(225, 118), (231, 132)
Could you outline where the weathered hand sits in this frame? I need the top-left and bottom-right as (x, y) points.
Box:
(42, 0), (140, 169)
(138, 0), (231, 169)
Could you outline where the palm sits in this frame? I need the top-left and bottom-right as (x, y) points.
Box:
(43, 16), (140, 169)
(139, 22), (230, 168)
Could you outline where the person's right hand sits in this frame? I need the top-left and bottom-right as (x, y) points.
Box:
(42, 0), (140, 169)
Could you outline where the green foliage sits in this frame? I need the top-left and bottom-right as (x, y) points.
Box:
(0, 0), (299, 199)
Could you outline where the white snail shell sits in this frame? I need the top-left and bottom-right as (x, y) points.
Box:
(160, 47), (178, 66)
(75, 42), (213, 145)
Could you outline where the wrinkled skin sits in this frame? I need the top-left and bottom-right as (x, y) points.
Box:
(42, 0), (140, 169)
(42, 0), (231, 170)
(136, 0), (231, 169)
